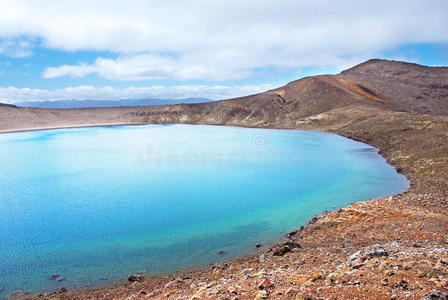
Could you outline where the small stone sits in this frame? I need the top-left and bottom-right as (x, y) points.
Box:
(344, 280), (360, 286)
(400, 280), (409, 290)
(58, 287), (67, 293)
(403, 262), (412, 270)
(326, 272), (338, 284)
(218, 250), (226, 255)
(257, 278), (272, 290)
(254, 290), (268, 300)
(295, 293), (312, 300)
(56, 277), (65, 282)
(50, 273), (59, 280)
(417, 270), (428, 278)
(285, 287), (298, 295)
(349, 250), (363, 262)
(164, 278), (184, 288)
(255, 244), (262, 248)
(419, 289), (448, 300)
(378, 261), (388, 270)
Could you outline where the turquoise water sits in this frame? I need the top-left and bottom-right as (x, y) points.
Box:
(0, 124), (407, 296)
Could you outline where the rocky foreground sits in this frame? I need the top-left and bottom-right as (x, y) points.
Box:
(2, 60), (448, 299)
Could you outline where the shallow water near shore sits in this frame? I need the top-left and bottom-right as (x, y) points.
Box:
(0, 124), (408, 297)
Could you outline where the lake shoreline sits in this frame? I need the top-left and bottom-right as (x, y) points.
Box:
(0, 122), (140, 134)
(1, 107), (446, 299)
(1, 123), (408, 298)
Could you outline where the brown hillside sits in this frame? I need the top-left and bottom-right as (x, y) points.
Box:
(1, 59), (448, 132)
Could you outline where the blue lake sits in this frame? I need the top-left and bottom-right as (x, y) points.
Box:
(0, 124), (408, 296)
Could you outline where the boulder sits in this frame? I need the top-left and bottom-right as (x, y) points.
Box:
(365, 245), (389, 259)
(272, 241), (301, 256)
(285, 229), (299, 238)
(307, 216), (319, 225)
(128, 274), (145, 282)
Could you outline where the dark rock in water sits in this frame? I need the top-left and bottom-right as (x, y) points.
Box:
(255, 244), (262, 248)
(128, 274), (145, 282)
(307, 216), (318, 225)
(58, 287), (67, 294)
(273, 241), (302, 256)
(50, 273), (59, 280)
(218, 250), (226, 255)
(8, 291), (31, 298)
(56, 277), (65, 282)
(100, 277), (107, 281)
(419, 289), (448, 300)
(285, 229), (299, 238)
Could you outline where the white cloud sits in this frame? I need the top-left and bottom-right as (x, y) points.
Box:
(0, 0), (447, 80)
(0, 39), (33, 58)
(43, 53), (253, 81)
(43, 63), (97, 78)
(0, 84), (274, 104)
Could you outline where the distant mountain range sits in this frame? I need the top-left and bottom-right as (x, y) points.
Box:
(16, 98), (213, 109)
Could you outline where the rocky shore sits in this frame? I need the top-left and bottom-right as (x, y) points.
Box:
(2, 59), (447, 299)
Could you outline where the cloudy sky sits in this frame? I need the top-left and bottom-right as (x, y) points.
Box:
(0, 0), (447, 104)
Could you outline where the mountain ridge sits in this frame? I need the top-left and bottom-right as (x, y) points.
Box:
(1, 59), (447, 132)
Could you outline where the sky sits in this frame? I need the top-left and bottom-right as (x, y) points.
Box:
(0, 0), (448, 104)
